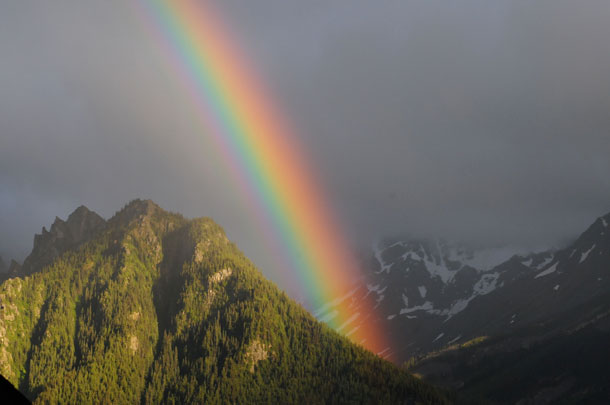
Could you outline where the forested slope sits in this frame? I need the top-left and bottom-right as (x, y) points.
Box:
(0, 200), (447, 404)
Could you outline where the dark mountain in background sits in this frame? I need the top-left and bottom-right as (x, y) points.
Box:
(312, 210), (610, 402)
(357, 213), (610, 360)
(404, 214), (610, 403)
(342, 212), (610, 403)
(0, 200), (447, 404)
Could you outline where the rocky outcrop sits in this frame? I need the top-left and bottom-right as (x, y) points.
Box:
(108, 199), (161, 228)
(19, 206), (106, 276)
(245, 339), (270, 373)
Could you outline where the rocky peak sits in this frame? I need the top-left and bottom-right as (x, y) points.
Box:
(21, 205), (106, 276)
(109, 199), (161, 227)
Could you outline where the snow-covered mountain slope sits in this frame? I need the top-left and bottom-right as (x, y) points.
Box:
(368, 239), (532, 323)
(407, 215), (610, 402)
(319, 212), (610, 363)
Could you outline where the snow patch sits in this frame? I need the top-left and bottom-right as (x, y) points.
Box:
(418, 285), (427, 298)
(433, 333), (445, 342)
(446, 299), (471, 317)
(373, 243), (393, 274)
(400, 301), (434, 315)
(473, 273), (499, 295)
(399, 272), (501, 320)
(554, 284), (560, 291)
(580, 244), (596, 263)
(535, 262), (558, 279)
(423, 243), (455, 283)
(367, 283), (386, 294)
(442, 273), (500, 319)
(424, 258), (455, 283)
(402, 251), (422, 261)
(387, 315), (396, 320)
(538, 256), (554, 269)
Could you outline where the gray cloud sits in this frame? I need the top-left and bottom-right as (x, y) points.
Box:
(1, 1), (609, 283)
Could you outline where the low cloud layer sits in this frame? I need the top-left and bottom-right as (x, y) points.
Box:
(1, 1), (609, 282)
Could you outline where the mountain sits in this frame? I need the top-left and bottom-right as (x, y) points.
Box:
(323, 212), (608, 364)
(315, 239), (536, 360)
(0, 200), (447, 404)
(0, 257), (6, 273)
(318, 212), (609, 403)
(405, 213), (610, 402)
(407, 298), (610, 403)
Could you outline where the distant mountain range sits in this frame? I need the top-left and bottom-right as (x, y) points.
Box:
(311, 210), (610, 402)
(0, 200), (446, 404)
(355, 212), (610, 362)
(343, 211), (610, 403)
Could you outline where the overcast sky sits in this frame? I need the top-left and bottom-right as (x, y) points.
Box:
(1, 1), (609, 283)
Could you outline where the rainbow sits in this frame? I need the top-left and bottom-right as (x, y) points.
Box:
(135, 0), (389, 356)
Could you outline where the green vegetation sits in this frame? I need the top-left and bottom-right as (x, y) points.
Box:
(0, 200), (448, 404)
